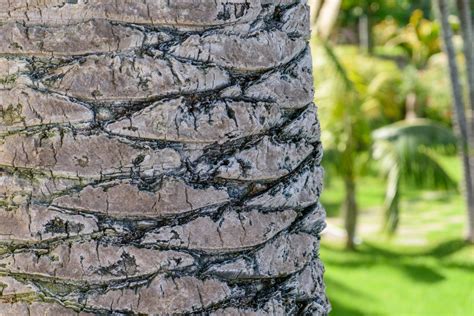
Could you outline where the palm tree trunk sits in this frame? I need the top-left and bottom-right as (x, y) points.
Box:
(435, 0), (474, 243)
(0, 1), (329, 314)
(456, 0), (474, 113)
(344, 176), (358, 250)
(456, 0), (474, 224)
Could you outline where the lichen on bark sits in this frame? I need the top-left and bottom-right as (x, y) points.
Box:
(0, 0), (329, 315)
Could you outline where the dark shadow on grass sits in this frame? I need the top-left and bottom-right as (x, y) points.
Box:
(439, 261), (474, 271)
(328, 298), (366, 316)
(321, 238), (473, 283)
(325, 277), (372, 298)
(426, 239), (469, 258)
(401, 263), (445, 283)
(324, 276), (369, 316)
(322, 238), (470, 260)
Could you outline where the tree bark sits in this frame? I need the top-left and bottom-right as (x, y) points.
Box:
(435, 0), (474, 243)
(456, 0), (474, 223)
(456, 0), (474, 113)
(0, 0), (329, 314)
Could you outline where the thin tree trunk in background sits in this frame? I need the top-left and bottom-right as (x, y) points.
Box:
(315, 0), (342, 39)
(310, 0), (324, 27)
(344, 176), (358, 250)
(435, 0), (474, 243)
(384, 167), (401, 234)
(456, 0), (474, 210)
(456, 0), (474, 113)
(359, 13), (373, 54)
(0, 1), (330, 314)
(405, 93), (418, 120)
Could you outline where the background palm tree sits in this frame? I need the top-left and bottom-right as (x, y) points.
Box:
(316, 40), (401, 249)
(308, 1), (474, 314)
(372, 119), (458, 233)
(317, 41), (368, 250)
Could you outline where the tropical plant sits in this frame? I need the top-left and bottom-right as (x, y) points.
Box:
(372, 119), (458, 233)
(374, 9), (442, 68)
(418, 56), (455, 124)
(341, 0), (432, 27)
(315, 41), (404, 249)
(316, 41), (369, 250)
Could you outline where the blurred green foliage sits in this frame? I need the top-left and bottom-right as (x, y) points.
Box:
(340, 0), (432, 27)
(372, 119), (458, 233)
(313, 6), (464, 237)
(315, 44), (403, 142)
(314, 40), (459, 235)
(314, 1), (473, 313)
(373, 10), (442, 68)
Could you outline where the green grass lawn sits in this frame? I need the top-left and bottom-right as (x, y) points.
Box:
(320, 160), (474, 316)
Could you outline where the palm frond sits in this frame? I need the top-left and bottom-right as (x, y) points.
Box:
(372, 119), (458, 234)
(373, 118), (457, 154)
(319, 40), (354, 92)
(397, 145), (457, 190)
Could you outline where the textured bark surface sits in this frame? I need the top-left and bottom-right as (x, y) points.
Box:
(0, 0), (329, 314)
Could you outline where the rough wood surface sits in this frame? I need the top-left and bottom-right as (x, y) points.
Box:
(0, 0), (329, 314)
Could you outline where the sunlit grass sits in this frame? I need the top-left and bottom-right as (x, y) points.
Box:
(320, 157), (474, 315)
(322, 173), (385, 218)
(322, 240), (474, 316)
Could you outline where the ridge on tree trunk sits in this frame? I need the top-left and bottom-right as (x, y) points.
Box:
(0, 0), (329, 314)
